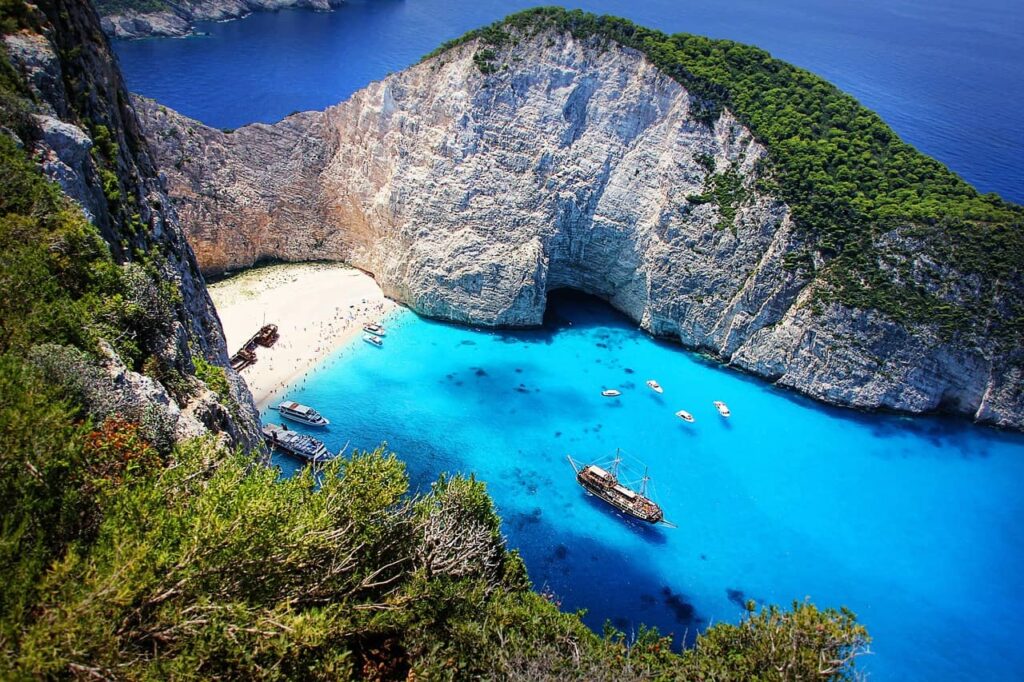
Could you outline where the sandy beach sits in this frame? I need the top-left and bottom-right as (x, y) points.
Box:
(208, 262), (397, 409)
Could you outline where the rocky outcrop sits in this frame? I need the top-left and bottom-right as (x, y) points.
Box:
(97, 0), (344, 39)
(136, 30), (1024, 429)
(3, 0), (263, 451)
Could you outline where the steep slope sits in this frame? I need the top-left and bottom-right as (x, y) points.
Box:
(94, 0), (344, 39)
(137, 10), (1024, 429)
(2, 0), (261, 449)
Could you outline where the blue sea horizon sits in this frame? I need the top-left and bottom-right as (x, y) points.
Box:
(266, 291), (1024, 681)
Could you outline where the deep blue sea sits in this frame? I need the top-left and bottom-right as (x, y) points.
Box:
(265, 292), (1024, 681)
(114, 0), (1024, 203)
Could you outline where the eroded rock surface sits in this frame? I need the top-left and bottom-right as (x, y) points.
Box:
(136, 31), (1024, 429)
(4, 4), (263, 452)
(99, 0), (344, 39)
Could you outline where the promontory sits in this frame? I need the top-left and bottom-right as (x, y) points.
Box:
(137, 8), (1024, 429)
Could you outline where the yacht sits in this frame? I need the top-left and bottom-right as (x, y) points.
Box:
(675, 410), (695, 423)
(363, 333), (383, 347)
(713, 401), (731, 417)
(262, 424), (335, 464)
(646, 379), (664, 394)
(601, 389), (622, 397)
(363, 322), (386, 336)
(276, 400), (329, 427)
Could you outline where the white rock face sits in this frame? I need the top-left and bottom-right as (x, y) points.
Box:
(100, 0), (345, 39)
(137, 31), (1024, 429)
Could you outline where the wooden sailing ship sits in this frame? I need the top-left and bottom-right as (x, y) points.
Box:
(568, 450), (675, 527)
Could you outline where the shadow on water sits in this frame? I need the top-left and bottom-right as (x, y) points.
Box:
(580, 493), (669, 546)
(507, 510), (702, 649)
(328, 430), (699, 650)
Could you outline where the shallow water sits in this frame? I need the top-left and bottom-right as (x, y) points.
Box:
(265, 291), (1024, 681)
(114, 0), (1024, 203)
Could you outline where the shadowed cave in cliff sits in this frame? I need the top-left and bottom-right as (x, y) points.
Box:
(542, 288), (640, 335)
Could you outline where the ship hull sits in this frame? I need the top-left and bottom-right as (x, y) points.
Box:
(577, 474), (662, 524)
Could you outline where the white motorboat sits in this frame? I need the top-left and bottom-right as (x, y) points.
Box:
(646, 379), (664, 394)
(363, 323), (386, 336)
(713, 401), (731, 417)
(675, 410), (695, 423)
(363, 333), (383, 347)
(276, 400), (329, 427)
(601, 389), (622, 397)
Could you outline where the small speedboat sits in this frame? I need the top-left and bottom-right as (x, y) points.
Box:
(646, 379), (664, 394)
(276, 400), (329, 427)
(713, 401), (731, 417)
(363, 333), (383, 347)
(601, 389), (622, 397)
(675, 410), (695, 423)
(363, 323), (386, 336)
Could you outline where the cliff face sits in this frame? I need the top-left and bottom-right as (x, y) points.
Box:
(3, 0), (262, 450)
(137, 30), (1023, 429)
(96, 0), (344, 39)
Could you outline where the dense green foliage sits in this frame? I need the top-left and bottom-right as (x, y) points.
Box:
(1, 4), (870, 677)
(3, 439), (870, 679)
(429, 7), (1024, 338)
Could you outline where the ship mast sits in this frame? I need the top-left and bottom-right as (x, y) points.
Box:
(640, 466), (650, 497)
(612, 449), (622, 477)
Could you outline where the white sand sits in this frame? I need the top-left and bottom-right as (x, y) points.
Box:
(208, 262), (397, 409)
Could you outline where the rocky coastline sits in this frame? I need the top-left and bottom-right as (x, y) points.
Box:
(97, 0), (344, 39)
(135, 27), (1023, 430)
(3, 4), (263, 450)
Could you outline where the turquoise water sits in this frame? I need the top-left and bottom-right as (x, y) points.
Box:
(265, 291), (1024, 681)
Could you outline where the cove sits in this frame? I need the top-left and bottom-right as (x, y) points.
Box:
(264, 291), (1024, 681)
(113, 0), (1024, 203)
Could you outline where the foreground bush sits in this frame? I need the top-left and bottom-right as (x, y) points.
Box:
(2, 436), (868, 679)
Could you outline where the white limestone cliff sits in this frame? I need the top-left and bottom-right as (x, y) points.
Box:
(136, 30), (1024, 429)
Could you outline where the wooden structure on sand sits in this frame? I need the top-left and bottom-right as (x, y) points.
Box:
(229, 324), (279, 371)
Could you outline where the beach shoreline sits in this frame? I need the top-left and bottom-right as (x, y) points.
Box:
(208, 262), (397, 410)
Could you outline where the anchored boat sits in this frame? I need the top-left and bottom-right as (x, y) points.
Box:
(568, 451), (675, 527)
(363, 323), (386, 336)
(275, 400), (329, 427)
(646, 379), (664, 394)
(675, 409), (695, 423)
(601, 389), (622, 397)
(713, 401), (731, 417)
(363, 333), (383, 347)
(262, 423), (335, 464)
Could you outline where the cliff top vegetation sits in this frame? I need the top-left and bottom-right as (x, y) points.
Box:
(428, 7), (1024, 342)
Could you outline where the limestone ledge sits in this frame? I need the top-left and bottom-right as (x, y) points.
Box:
(99, 0), (344, 39)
